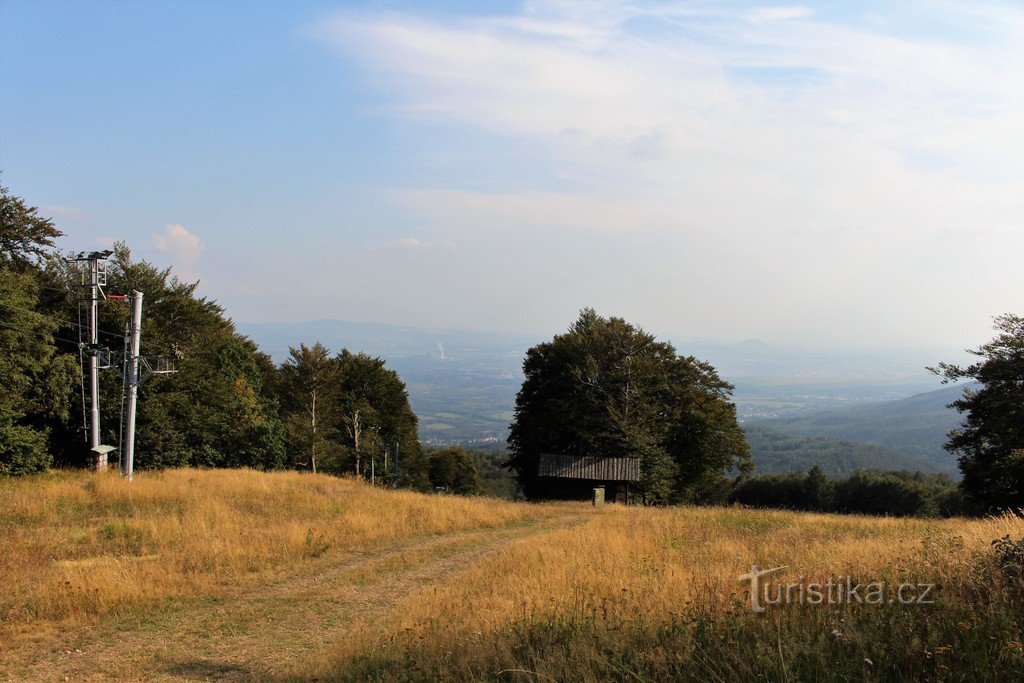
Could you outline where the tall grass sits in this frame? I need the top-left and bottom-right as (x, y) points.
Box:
(0, 468), (553, 628)
(311, 505), (1024, 681)
(3, 470), (1021, 680)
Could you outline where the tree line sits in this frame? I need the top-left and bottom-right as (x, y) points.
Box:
(730, 466), (964, 518)
(0, 182), (476, 490)
(2, 181), (1021, 515)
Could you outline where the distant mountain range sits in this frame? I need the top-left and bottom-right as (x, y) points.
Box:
(237, 319), (966, 472)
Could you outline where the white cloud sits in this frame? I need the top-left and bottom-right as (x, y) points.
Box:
(311, 1), (1024, 348)
(152, 224), (205, 281)
(745, 7), (814, 23)
(314, 2), (1023, 203)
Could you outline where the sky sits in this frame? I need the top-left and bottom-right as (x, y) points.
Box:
(1, 0), (1021, 354)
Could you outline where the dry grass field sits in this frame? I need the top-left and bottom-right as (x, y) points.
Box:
(1, 469), (1022, 681)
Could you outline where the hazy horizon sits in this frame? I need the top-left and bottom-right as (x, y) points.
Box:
(2, 0), (1021, 354)
(236, 314), (973, 360)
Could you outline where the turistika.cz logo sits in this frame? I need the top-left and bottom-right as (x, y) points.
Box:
(738, 565), (936, 613)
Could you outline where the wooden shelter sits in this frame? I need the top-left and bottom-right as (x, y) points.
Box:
(537, 454), (640, 503)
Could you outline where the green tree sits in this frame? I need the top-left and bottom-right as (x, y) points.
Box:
(833, 470), (939, 518)
(47, 244), (289, 471)
(0, 270), (78, 474)
(0, 181), (63, 271)
(930, 314), (1024, 514)
(276, 343), (341, 474)
(730, 468), (955, 518)
(803, 464), (834, 511)
(0, 183), (78, 475)
(507, 309), (751, 503)
(331, 350), (427, 488)
(427, 446), (481, 495)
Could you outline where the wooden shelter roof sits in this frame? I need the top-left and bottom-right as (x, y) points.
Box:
(537, 454), (640, 482)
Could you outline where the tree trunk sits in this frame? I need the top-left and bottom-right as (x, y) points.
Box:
(353, 409), (361, 477)
(310, 388), (317, 475)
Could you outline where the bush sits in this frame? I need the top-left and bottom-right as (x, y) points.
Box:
(731, 468), (961, 518)
(427, 447), (481, 495)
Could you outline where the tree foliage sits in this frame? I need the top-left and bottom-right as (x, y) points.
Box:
(427, 446), (481, 495)
(32, 243), (288, 470)
(507, 309), (751, 503)
(930, 313), (1024, 514)
(97, 245), (287, 470)
(319, 350), (427, 488)
(0, 182), (63, 272)
(0, 270), (78, 474)
(276, 343), (342, 473)
(0, 181), (434, 486)
(0, 183), (78, 475)
(729, 468), (962, 518)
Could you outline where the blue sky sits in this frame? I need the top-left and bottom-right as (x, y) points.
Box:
(1, 0), (1021, 352)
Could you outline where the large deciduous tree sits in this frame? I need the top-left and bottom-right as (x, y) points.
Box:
(0, 182), (63, 272)
(0, 183), (78, 474)
(331, 350), (427, 488)
(44, 243), (288, 471)
(276, 343), (341, 474)
(0, 270), (78, 474)
(930, 313), (1024, 514)
(507, 309), (751, 503)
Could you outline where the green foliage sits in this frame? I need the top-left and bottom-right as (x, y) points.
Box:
(275, 343), (343, 474)
(0, 184), (78, 475)
(832, 470), (940, 517)
(931, 313), (1024, 514)
(41, 244), (289, 471)
(202, 336), (287, 470)
(0, 269), (78, 476)
(743, 424), (951, 477)
(508, 309), (750, 503)
(426, 446), (481, 494)
(803, 464), (833, 510)
(312, 350), (428, 489)
(0, 181), (63, 272)
(1, 181), (432, 481)
(730, 468), (962, 518)
(471, 449), (518, 498)
(751, 384), (966, 469)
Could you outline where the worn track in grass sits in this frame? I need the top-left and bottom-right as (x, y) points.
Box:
(0, 511), (591, 681)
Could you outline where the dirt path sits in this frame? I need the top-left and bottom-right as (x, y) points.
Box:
(5, 512), (589, 681)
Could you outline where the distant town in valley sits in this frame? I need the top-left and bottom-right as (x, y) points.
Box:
(239, 318), (967, 477)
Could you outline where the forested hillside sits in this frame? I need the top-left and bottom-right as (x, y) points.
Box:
(743, 425), (956, 477)
(749, 384), (971, 468)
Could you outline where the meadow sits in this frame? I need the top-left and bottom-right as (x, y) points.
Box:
(1, 469), (1021, 681)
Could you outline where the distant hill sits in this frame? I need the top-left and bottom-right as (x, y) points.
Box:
(743, 425), (956, 477)
(237, 319), (957, 445)
(749, 383), (976, 471)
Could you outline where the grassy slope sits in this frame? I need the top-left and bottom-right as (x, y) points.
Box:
(0, 468), (567, 674)
(2, 469), (1022, 681)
